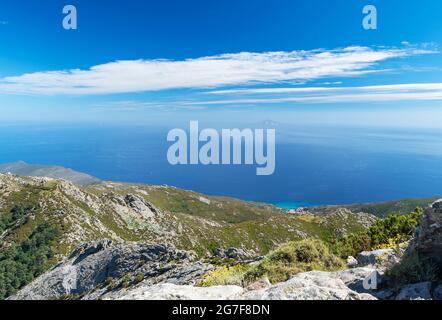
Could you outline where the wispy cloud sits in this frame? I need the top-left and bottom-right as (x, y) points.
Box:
(90, 100), (207, 112)
(0, 45), (433, 95)
(192, 82), (442, 105)
(0, 21), (8, 25)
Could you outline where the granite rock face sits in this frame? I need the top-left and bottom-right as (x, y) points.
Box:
(214, 247), (257, 260)
(100, 283), (244, 300)
(356, 249), (399, 269)
(94, 268), (380, 300)
(239, 269), (378, 300)
(411, 199), (442, 269)
(9, 241), (211, 300)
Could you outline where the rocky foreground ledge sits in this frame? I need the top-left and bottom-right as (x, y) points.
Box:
(9, 200), (442, 301)
(9, 240), (442, 300)
(10, 239), (379, 300)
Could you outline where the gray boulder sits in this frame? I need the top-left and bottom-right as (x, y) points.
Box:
(124, 194), (159, 218)
(357, 249), (398, 269)
(432, 199), (442, 213)
(214, 247), (256, 260)
(411, 201), (442, 270)
(346, 256), (358, 268)
(98, 268), (382, 300)
(240, 271), (377, 300)
(395, 282), (432, 300)
(101, 283), (244, 300)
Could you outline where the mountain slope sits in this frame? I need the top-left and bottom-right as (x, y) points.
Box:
(1, 166), (437, 300)
(0, 174), (374, 257)
(0, 173), (375, 299)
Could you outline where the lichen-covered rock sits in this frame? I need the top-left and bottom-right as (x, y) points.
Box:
(214, 247), (256, 260)
(346, 256), (358, 268)
(102, 283), (244, 300)
(239, 271), (377, 300)
(124, 194), (159, 218)
(101, 269), (379, 300)
(411, 200), (442, 269)
(246, 278), (272, 291)
(333, 268), (385, 293)
(357, 249), (398, 269)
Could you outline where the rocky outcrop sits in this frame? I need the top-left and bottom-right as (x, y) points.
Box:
(97, 267), (380, 300)
(124, 193), (159, 218)
(356, 249), (399, 269)
(214, 247), (257, 260)
(9, 241), (211, 300)
(346, 256), (358, 268)
(411, 199), (442, 269)
(10, 240), (442, 300)
(100, 283), (244, 300)
(10, 239), (385, 300)
(239, 269), (378, 300)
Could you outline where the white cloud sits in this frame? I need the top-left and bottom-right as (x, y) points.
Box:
(90, 100), (206, 112)
(192, 82), (442, 105)
(0, 46), (433, 95)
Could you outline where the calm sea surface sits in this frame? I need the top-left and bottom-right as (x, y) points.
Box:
(1, 124), (442, 208)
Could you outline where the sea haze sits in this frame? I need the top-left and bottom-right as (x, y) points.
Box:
(0, 123), (442, 207)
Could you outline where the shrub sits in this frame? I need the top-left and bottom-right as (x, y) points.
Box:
(244, 239), (343, 284)
(199, 239), (343, 287)
(199, 264), (249, 287)
(333, 208), (423, 258)
(386, 251), (438, 287)
(121, 274), (132, 288)
(134, 273), (145, 284)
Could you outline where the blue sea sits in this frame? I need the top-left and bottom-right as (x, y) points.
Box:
(1, 123), (442, 208)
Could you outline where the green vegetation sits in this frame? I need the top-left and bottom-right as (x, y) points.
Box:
(386, 250), (438, 287)
(0, 203), (35, 233)
(244, 239), (344, 284)
(0, 223), (59, 299)
(200, 264), (250, 287)
(200, 239), (344, 287)
(332, 208), (423, 258)
(344, 198), (437, 217)
(0, 173), (434, 298)
(200, 208), (427, 288)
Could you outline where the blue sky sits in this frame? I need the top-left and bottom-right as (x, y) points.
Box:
(1, 0), (442, 126)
